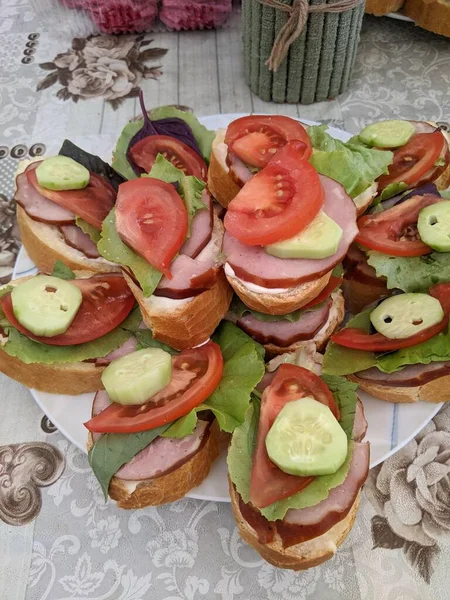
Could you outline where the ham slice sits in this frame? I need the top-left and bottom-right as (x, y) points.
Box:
(237, 300), (331, 347)
(115, 420), (209, 480)
(227, 152), (253, 186)
(223, 175), (358, 288)
(353, 400), (368, 442)
(179, 191), (213, 259)
(60, 225), (100, 259)
(90, 389), (209, 477)
(411, 121), (437, 134)
(95, 337), (138, 367)
(154, 213), (225, 299)
(15, 163), (75, 225)
(356, 362), (450, 387)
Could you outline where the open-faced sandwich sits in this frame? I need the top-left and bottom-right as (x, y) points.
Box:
(323, 284), (450, 403)
(0, 264), (138, 394)
(218, 139), (357, 354)
(16, 143), (123, 275)
(208, 114), (394, 214)
(84, 322), (265, 508)
(343, 186), (450, 313)
(228, 357), (369, 570)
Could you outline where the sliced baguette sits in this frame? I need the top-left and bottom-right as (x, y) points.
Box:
(0, 349), (103, 394)
(87, 421), (221, 509)
(230, 483), (360, 570)
(364, 0), (404, 15)
(123, 270), (233, 350)
(263, 291), (345, 355)
(404, 0), (450, 38)
(226, 268), (332, 316)
(17, 206), (119, 275)
(349, 373), (450, 404)
(207, 128), (240, 208)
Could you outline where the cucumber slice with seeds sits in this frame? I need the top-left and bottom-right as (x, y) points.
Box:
(418, 201), (450, 252)
(101, 348), (172, 406)
(370, 293), (444, 339)
(36, 156), (90, 191)
(265, 397), (348, 477)
(11, 275), (82, 337)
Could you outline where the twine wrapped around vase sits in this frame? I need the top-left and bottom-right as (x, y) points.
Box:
(242, 0), (365, 104)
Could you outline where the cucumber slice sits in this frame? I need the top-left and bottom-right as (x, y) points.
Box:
(265, 397), (348, 476)
(359, 120), (415, 148)
(265, 211), (343, 259)
(418, 201), (450, 252)
(101, 348), (172, 405)
(370, 293), (444, 339)
(36, 156), (90, 191)
(11, 275), (82, 337)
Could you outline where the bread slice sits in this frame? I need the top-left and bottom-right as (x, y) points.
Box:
(435, 128), (450, 190)
(87, 421), (221, 509)
(263, 291), (345, 355)
(226, 268), (332, 316)
(404, 0), (450, 37)
(0, 349), (103, 394)
(364, 0), (404, 15)
(230, 483), (360, 570)
(17, 206), (119, 275)
(207, 128), (241, 208)
(349, 373), (450, 403)
(123, 270), (233, 350)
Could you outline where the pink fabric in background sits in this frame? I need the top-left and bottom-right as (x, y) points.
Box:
(159, 0), (233, 30)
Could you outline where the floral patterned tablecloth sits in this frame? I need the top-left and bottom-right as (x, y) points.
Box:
(1, 3), (450, 598)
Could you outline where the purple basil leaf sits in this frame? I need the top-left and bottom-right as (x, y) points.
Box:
(381, 183), (440, 210)
(126, 90), (201, 176)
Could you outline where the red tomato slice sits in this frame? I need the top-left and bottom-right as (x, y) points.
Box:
(355, 194), (442, 256)
(300, 276), (343, 310)
(430, 282), (450, 314)
(84, 341), (223, 433)
(224, 142), (324, 246)
(27, 168), (115, 230)
(130, 135), (207, 180)
(2, 274), (135, 346)
(249, 364), (339, 509)
(115, 178), (188, 278)
(377, 131), (445, 190)
(225, 115), (312, 169)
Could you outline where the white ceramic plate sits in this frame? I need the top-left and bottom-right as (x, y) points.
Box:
(13, 114), (443, 502)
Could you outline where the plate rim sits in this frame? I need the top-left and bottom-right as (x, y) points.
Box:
(13, 112), (444, 502)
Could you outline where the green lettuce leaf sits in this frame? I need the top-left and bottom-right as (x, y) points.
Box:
(51, 261), (75, 280)
(440, 189), (450, 200)
(229, 295), (329, 323)
(88, 423), (171, 500)
(163, 322), (265, 438)
(308, 125), (392, 198)
(112, 106), (214, 180)
(135, 329), (178, 355)
(1, 307), (141, 365)
(76, 217), (101, 244)
(378, 182), (408, 202)
(227, 374), (358, 521)
(146, 153), (185, 182)
(367, 251), (450, 292)
(98, 210), (162, 297)
(377, 328), (450, 373)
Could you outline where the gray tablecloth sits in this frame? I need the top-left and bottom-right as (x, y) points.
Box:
(1, 3), (450, 598)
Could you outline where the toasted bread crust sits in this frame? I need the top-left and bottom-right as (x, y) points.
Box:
(404, 0), (450, 38)
(123, 270), (233, 350)
(364, 0), (404, 14)
(263, 291), (345, 355)
(341, 277), (389, 315)
(229, 483), (360, 570)
(0, 348), (104, 394)
(17, 206), (119, 275)
(226, 269), (332, 316)
(91, 422), (221, 508)
(349, 373), (450, 403)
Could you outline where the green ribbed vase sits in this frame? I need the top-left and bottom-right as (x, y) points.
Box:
(243, 0), (364, 104)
